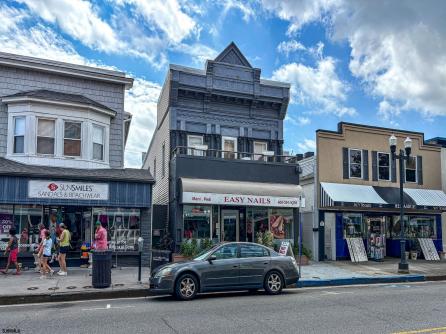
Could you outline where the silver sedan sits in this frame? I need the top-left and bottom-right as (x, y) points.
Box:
(150, 242), (299, 300)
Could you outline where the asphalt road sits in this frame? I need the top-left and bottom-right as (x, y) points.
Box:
(1, 282), (445, 334)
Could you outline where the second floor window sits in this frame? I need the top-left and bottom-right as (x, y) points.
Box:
(378, 152), (390, 181)
(254, 141), (268, 161)
(187, 135), (204, 156)
(13, 117), (25, 154)
(349, 148), (362, 178)
(37, 119), (55, 155)
(64, 121), (81, 157)
(92, 125), (104, 161)
(222, 136), (237, 159)
(405, 156), (417, 183)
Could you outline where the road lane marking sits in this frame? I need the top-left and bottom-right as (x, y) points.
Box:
(392, 326), (446, 334)
(81, 304), (135, 311)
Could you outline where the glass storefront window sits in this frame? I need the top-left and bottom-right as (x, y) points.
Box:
(183, 205), (211, 239)
(14, 205), (43, 252)
(212, 206), (219, 242)
(0, 205), (14, 251)
(92, 208), (141, 252)
(269, 208), (294, 240)
(247, 208), (269, 242)
(343, 213), (363, 238)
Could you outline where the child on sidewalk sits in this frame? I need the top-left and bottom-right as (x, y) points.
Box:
(1, 228), (21, 275)
(38, 230), (54, 278)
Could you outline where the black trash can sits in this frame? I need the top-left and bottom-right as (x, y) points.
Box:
(92, 251), (112, 288)
(151, 249), (171, 270)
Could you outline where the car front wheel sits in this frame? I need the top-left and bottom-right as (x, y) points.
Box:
(264, 271), (283, 295)
(175, 274), (198, 301)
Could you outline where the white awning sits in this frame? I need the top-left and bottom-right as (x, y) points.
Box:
(181, 178), (302, 208)
(404, 189), (446, 207)
(320, 182), (387, 207)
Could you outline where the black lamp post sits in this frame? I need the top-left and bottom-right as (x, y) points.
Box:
(389, 134), (412, 273)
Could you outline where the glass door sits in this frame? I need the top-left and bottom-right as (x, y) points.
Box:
(367, 217), (386, 260)
(221, 210), (239, 242)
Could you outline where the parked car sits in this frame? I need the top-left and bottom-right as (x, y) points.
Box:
(150, 242), (299, 300)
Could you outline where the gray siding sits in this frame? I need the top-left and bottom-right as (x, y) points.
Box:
(0, 65), (126, 167)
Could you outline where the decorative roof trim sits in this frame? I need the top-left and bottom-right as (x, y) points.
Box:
(2, 96), (117, 117)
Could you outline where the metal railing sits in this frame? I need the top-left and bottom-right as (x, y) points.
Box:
(172, 146), (299, 164)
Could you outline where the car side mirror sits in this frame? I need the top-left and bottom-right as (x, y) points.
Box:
(208, 255), (217, 263)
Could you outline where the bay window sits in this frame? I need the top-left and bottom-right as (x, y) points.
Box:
(92, 125), (105, 161)
(64, 121), (82, 157)
(37, 119), (55, 155)
(13, 117), (25, 154)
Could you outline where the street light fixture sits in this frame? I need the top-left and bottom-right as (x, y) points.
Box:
(389, 134), (412, 273)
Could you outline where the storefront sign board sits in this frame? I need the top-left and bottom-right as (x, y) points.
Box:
(28, 180), (109, 201)
(182, 192), (301, 208)
(279, 241), (290, 256)
(0, 214), (13, 234)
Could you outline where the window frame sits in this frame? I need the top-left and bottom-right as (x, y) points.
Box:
(240, 243), (270, 258)
(211, 243), (239, 260)
(253, 141), (268, 161)
(187, 135), (204, 156)
(377, 152), (391, 181)
(161, 143), (166, 178)
(222, 136), (237, 159)
(92, 124), (105, 161)
(405, 156), (417, 183)
(13, 116), (26, 154)
(36, 117), (56, 156)
(348, 148), (363, 179)
(63, 120), (82, 157)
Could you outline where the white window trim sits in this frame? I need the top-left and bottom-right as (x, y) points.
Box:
(36, 117), (56, 156)
(63, 120), (82, 158)
(377, 151), (391, 181)
(92, 124), (105, 161)
(222, 136), (238, 159)
(253, 141), (268, 161)
(12, 116), (26, 155)
(348, 148), (363, 179)
(187, 135), (204, 156)
(405, 157), (418, 183)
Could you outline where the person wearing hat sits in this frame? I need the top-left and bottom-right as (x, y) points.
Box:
(57, 223), (70, 276)
(94, 221), (108, 251)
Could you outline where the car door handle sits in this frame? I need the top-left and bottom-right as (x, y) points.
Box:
(263, 262), (268, 265)
(233, 265), (238, 268)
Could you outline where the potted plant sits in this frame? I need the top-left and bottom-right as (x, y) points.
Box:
(173, 238), (200, 262)
(293, 244), (312, 265)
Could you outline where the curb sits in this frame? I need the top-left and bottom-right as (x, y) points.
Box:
(297, 274), (426, 288)
(0, 288), (153, 306)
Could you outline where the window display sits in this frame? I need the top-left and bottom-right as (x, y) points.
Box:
(269, 208), (294, 240)
(0, 205), (14, 251)
(247, 208), (269, 242)
(183, 205), (211, 239)
(343, 213), (363, 238)
(93, 208), (141, 251)
(388, 215), (436, 239)
(14, 205), (43, 252)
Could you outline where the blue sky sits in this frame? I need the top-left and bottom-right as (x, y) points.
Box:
(1, 0), (445, 167)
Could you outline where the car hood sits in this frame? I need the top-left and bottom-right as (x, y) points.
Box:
(152, 259), (199, 275)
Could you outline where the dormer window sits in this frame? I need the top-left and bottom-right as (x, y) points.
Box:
(37, 119), (55, 155)
(13, 117), (25, 154)
(64, 121), (82, 157)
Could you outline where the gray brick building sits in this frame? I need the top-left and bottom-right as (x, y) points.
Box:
(0, 52), (153, 267)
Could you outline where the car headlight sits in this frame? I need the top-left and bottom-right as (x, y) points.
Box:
(155, 267), (173, 278)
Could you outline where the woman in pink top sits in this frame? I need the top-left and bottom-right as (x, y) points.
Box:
(94, 221), (108, 251)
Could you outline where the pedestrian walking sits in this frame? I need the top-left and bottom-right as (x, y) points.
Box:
(38, 230), (54, 278)
(33, 223), (47, 272)
(1, 228), (21, 275)
(57, 223), (70, 276)
(94, 221), (108, 251)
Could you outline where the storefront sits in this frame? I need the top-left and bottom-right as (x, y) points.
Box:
(320, 182), (446, 260)
(0, 160), (153, 267)
(178, 178), (302, 245)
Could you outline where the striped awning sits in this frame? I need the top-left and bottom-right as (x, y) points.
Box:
(320, 182), (446, 210)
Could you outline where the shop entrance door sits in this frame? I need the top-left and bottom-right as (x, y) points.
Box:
(367, 217), (386, 261)
(221, 210), (239, 242)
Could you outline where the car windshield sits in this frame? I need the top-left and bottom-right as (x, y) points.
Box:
(193, 245), (220, 261)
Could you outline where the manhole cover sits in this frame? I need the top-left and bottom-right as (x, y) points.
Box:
(27, 287), (39, 290)
(66, 286), (77, 290)
(48, 287), (59, 291)
(312, 276), (320, 279)
(114, 284), (125, 287)
(83, 285), (93, 289)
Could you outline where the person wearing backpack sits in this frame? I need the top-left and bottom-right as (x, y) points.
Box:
(57, 223), (71, 276)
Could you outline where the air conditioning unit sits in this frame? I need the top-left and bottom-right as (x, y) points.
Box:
(262, 151), (275, 156)
(192, 144), (208, 150)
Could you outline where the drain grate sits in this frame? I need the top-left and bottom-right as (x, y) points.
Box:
(114, 283), (125, 287)
(83, 285), (93, 289)
(48, 287), (59, 291)
(27, 287), (39, 290)
(66, 286), (77, 290)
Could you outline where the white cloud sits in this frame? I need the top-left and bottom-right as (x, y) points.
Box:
(171, 43), (218, 65)
(272, 56), (356, 117)
(17, 0), (122, 53)
(221, 0), (256, 22)
(262, 1), (446, 118)
(285, 115), (311, 126)
(297, 139), (316, 152)
(277, 40), (306, 56)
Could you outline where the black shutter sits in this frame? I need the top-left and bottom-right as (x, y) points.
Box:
(372, 151), (378, 181)
(342, 147), (349, 179)
(417, 155), (423, 185)
(391, 155), (397, 183)
(362, 150), (369, 180)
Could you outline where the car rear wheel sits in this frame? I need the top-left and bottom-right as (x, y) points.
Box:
(264, 271), (283, 295)
(175, 274), (198, 301)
